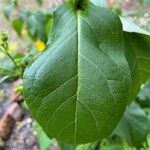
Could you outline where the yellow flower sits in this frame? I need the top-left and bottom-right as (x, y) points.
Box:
(35, 40), (46, 52)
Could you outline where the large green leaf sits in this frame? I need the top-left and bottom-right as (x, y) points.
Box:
(24, 2), (131, 144)
(124, 32), (150, 100)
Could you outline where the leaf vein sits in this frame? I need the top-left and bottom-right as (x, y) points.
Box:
(46, 94), (77, 130)
(36, 75), (78, 118)
(79, 53), (117, 104)
(56, 121), (75, 138)
(79, 100), (100, 136)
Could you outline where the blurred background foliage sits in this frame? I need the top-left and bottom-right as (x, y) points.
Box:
(0, 0), (150, 150)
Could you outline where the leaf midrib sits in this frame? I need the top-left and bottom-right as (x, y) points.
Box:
(74, 11), (80, 143)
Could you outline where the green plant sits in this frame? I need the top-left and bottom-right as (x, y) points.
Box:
(1, 0), (149, 149)
(0, 30), (39, 82)
(23, 0), (150, 146)
(3, 0), (52, 43)
(0, 31), (23, 81)
(1, 0), (52, 76)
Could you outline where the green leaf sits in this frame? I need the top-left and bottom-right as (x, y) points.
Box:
(0, 59), (16, 73)
(12, 18), (24, 36)
(0, 68), (15, 76)
(26, 11), (52, 42)
(0, 75), (10, 84)
(24, 3), (131, 144)
(124, 32), (150, 100)
(11, 0), (18, 6)
(115, 102), (150, 148)
(0, 56), (20, 78)
(3, 3), (14, 19)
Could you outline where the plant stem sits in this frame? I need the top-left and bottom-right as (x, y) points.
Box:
(8, 52), (19, 67)
(0, 47), (20, 70)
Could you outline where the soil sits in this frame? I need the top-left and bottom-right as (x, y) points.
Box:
(4, 113), (39, 150)
(0, 82), (60, 150)
(0, 82), (39, 150)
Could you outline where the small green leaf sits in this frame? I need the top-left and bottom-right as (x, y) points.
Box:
(0, 68), (14, 75)
(0, 75), (10, 84)
(0, 59), (16, 73)
(15, 85), (23, 95)
(3, 3), (14, 19)
(12, 18), (24, 36)
(24, 3), (131, 144)
(11, 0), (18, 6)
(26, 11), (52, 42)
